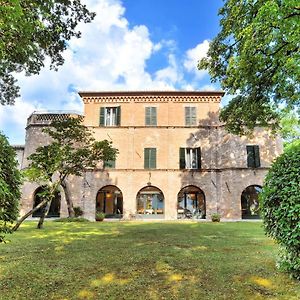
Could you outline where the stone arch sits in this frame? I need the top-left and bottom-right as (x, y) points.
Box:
(136, 185), (164, 217)
(177, 185), (206, 219)
(32, 186), (61, 218)
(241, 185), (262, 219)
(96, 185), (123, 218)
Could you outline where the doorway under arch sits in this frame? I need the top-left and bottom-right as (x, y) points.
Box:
(241, 185), (262, 219)
(136, 186), (164, 217)
(32, 186), (61, 218)
(96, 185), (123, 218)
(177, 185), (206, 219)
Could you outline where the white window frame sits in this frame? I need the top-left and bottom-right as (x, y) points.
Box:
(185, 148), (198, 169)
(105, 107), (117, 126)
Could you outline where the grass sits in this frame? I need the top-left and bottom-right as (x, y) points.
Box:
(0, 221), (299, 300)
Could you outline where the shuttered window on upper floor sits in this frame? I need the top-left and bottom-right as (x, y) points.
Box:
(185, 107), (197, 126)
(144, 148), (157, 169)
(179, 147), (201, 169)
(145, 107), (157, 126)
(99, 106), (121, 126)
(104, 159), (116, 169)
(246, 145), (261, 168)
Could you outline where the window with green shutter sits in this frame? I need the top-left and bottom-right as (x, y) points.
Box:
(185, 107), (197, 126)
(144, 148), (156, 169)
(247, 145), (261, 168)
(99, 106), (121, 126)
(104, 160), (116, 169)
(145, 107), (157, 126)
(179, 147), (201, 169)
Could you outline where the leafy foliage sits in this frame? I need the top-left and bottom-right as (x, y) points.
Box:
(26, 117), (118, 183)
(15, 116), (118, 230)
(260, 141), (300, 279)
(0, 0), (95, 104)
(73, 206), (84, 217)
(0, 132), (21, 242)
(199, 0), (300, 135)
(279, 110), (300, 147)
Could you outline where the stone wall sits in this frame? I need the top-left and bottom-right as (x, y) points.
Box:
(18, 92), (283, 220)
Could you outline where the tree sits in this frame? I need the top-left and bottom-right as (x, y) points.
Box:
(260, 141), (300, 279)
(199, 0), (300, 135)
(0, 132), (21, 242)
(0, 0), (95, 105)
(279, 110), (300, 147)
(13, 117), (118, 230)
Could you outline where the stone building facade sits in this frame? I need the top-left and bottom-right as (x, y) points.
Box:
(16, 91), (282, 220)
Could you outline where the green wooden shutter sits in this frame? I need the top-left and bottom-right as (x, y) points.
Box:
(144, 148), (150, 168)
(191, 107), (196, 125)
(254, 145), (260, 167)
(145, 148), (156, 168)
(179, 148), (185, 169)
(246, 146), (255, 168)
(104, 160), (115, 168)
(151, 107), (157, 125)
(197, 147), (201, 169)
(185, 107), (190, 125)
(116, 106), (121, 126)
(150, 148), (156, 168)
(99, 107), (105, 126)
(145, 107), (151, 125)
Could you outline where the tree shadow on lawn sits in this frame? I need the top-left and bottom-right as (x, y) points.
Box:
(0, 221), (299, 300)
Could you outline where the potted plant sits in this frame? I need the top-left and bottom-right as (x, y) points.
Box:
(95, 211), (105, 222)
(211, 212), (221, 222)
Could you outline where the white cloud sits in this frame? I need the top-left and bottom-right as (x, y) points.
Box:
(184, 40), (210, 79)
(0, 0), (214, 144)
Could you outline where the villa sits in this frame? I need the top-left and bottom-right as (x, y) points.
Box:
(15, 91), (282, 220)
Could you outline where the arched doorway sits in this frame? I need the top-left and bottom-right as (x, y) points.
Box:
(96, 185), (123, 218)
(136, 186), (164, 217)
(32, 186), (61, 217)
(241, 185), (262, 219)
(177, 185), (206, 219)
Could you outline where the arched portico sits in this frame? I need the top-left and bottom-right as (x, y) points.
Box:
(177, 185), (206, 219)
(241, 185), (262, 219)
(32, 186), (61, 218)
(136, 186), (164, 218)
(96, 185), (123, 218)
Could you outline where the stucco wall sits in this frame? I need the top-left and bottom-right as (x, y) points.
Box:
(18, 92), (283, 220)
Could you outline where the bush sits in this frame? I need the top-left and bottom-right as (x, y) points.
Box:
(74, 206), (84, 217)
(260, 140), (300, 279)
(95, 212), (105, 221)
(211, 213), (221, 222)
(0, 133), (22, 242)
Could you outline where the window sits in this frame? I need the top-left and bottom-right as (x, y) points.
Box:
(104, 159), (115, 169)
(185, 107), (197, 126)
(179, 147), (201, 169)
(144, 148), (156, 169)
(246, 145), (260, 168)
(99, 107), (121, 126)
(145, 107), (157, 126)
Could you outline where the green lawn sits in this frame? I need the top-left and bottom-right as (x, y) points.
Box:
(0, 221), (299, 300)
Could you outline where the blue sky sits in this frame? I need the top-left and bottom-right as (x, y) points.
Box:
(0, 0), (224, 145)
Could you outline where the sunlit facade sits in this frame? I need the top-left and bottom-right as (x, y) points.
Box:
(16, 91), (283, 220)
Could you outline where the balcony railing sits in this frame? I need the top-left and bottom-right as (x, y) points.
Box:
(27, 111), (83, 126)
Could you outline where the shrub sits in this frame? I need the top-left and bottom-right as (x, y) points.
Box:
(95, 212), (105, 221)
(74, 206), (84, 217)
(211, 213), (221, 222)
(260, 140), (300, 279)
(0, 133), (22, 242)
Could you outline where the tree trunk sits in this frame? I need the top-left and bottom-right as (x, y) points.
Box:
(37, 199), (52, 229)
(61, 179), (75, 217)
(13, 197), (52, 231)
